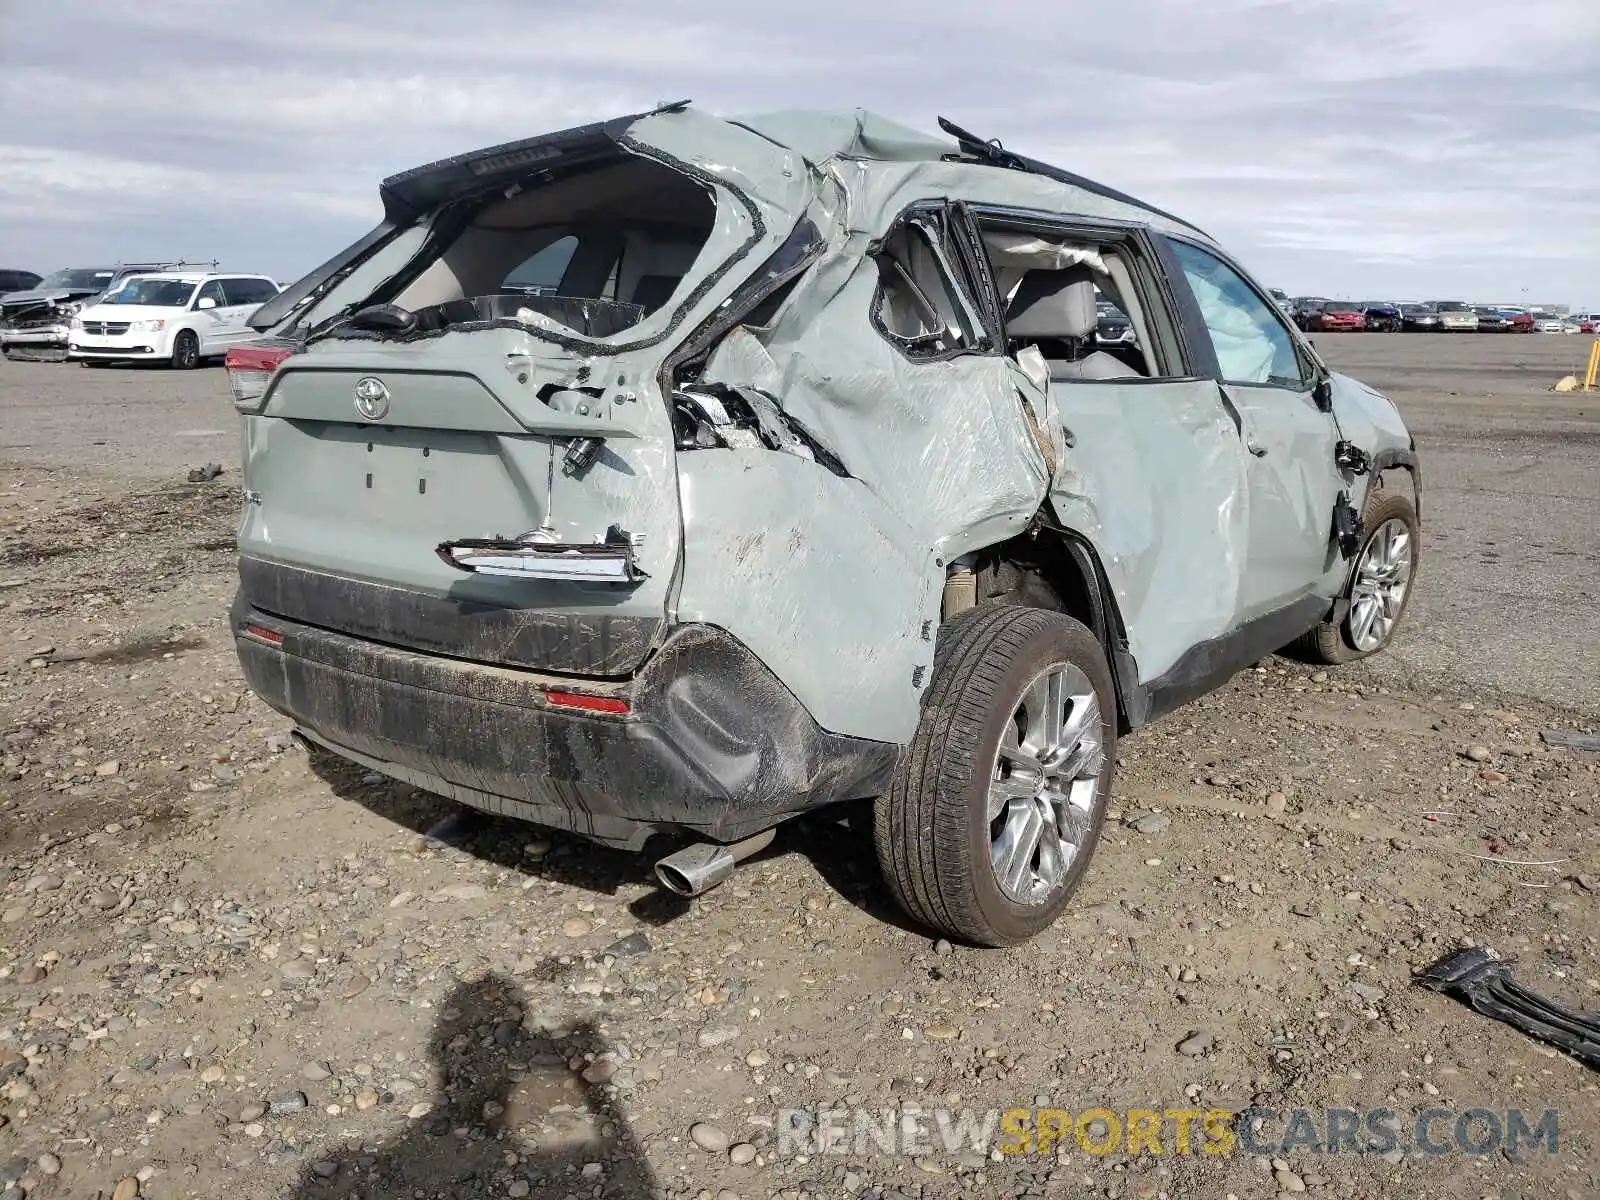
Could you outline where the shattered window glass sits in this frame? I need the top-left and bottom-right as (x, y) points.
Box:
(872, 221), (980, 357)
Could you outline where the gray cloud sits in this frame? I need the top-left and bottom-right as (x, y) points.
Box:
(1, 0), (1595, 305)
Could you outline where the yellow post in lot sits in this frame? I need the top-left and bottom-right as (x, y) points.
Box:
(1586, 339), (1600, 390)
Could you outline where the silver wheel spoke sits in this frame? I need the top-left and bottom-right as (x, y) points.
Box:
(988, 772), (1037, 821)
(1055, 692), (1097, 759)
(1346, 517), (1413, 652)
(996, 737), (1043, 774)
(1351, 597), (1380, 647)
(1019, 670), (1068, 758)
(1065, 775), (1098, 820)
(993, 800), (1046, 897)
(1033, 818), (1067, 887)
(987, 661), (1107, 905)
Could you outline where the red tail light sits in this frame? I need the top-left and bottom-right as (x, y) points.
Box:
(225, 342), (296, 410)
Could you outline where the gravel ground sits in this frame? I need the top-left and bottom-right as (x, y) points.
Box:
(0, 336), (1596, 1200)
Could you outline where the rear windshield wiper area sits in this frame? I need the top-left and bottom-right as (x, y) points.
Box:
(320, 294), (649, 343)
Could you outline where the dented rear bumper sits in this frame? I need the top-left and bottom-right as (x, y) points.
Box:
(231, 591), (897, 848)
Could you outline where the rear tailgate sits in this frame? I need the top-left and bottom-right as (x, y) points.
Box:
(239, 336), (678, 675)
(236, 110), (813, 677)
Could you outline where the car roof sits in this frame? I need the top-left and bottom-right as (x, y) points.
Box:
(384, 106), (1219, 247)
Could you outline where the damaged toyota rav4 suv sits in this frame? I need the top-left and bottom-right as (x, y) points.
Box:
(229, 105), (1421, 946)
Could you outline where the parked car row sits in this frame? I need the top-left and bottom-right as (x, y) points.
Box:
(1280, 294), (1591, 334)
(0, 263), (280, 365)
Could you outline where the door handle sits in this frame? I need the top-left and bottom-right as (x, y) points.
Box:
(1247, 439), (1268, 457)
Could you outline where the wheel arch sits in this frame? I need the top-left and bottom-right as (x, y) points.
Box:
(1368, 445), (1423, 523)
(953, 508), (1147, 733)
(171, 324), (202, 366)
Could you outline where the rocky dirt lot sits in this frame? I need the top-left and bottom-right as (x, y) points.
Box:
(0, 336), (1596, 1200)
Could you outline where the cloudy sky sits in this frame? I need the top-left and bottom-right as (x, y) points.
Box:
(1, 0), (1596, 305)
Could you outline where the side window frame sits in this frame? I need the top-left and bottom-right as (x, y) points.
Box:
(867, 202), (993, 363)
(1158, 234), (1320, 391)
(192, 280), (226, 310)
(222, 278), (258, 307)
(968, 207), (1203, 383)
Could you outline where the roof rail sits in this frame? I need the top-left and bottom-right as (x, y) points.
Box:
(115, 259), (221, 273)
(936, 117), (1209, 239)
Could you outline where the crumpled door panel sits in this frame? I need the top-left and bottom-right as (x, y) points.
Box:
(694, 265), (1049, 742)
(675, 453), (933, 744)
(1048, 379), (1250, 682)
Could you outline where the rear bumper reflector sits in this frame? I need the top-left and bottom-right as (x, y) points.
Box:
(544, 690), (630, 715)
(243, 623), (285, 647)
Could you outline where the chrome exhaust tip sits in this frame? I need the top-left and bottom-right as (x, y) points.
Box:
(654, 829), (776, 898)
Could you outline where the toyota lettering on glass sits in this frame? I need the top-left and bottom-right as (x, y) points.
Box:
(353, 376), (390, 420)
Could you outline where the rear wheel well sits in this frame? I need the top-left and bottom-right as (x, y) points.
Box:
(972, 532), (1093, 627)
(952, 522), (1136, 731)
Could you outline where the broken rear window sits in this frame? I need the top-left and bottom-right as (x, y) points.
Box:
(318, 156), (719, 343)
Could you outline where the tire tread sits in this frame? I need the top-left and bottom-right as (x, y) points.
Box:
(875, 604), (1113, 945)
(1291, 489), (1419, 664)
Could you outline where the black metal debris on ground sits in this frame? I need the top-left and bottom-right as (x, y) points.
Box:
(1415, 946), (1600, 1069)
(186, 463), (224, 483)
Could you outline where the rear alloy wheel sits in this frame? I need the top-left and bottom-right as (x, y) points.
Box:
(171, 330), (200, 370)
(1293, 488), (1419, 664)
(874, 604), (1117, 946)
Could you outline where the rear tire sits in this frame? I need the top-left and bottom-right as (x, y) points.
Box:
(1293, 488), (1419, 664)
(171, 330), (200, 370)
(874, 604), (1117, 947)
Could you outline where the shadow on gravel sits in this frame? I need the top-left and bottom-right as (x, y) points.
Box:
(287, 973), (657, 1198)
(783, 802), (931, 937)
(307, 747), (661, 901)
(306, 745), (924, 934)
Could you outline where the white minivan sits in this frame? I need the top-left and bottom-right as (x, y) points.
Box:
(69, 272), (280, 368)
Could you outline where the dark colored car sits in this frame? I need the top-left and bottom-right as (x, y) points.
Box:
(1306, 301), (1366, 332)
(1360, 301), (1402, 333)
(1474, 306), (1508, 332)
(1289, 297), (1329, 330)
(0, 269), (42, 297)
(1400, 303), (1441, 331)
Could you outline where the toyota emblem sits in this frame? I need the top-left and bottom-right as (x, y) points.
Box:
(353, 376), (390, 421)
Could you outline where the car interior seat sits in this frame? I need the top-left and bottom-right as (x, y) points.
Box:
(1005, 265), (1142, 381)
